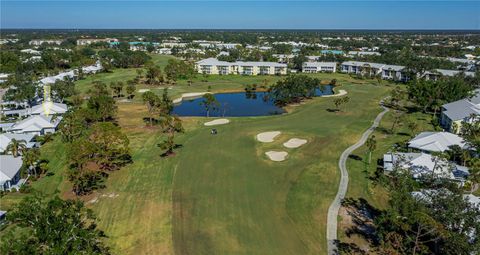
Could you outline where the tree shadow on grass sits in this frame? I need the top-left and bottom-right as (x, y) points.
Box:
(336, 240), (368, 255)
(142, 117), (159, 125)
(349, 154), (363, 161)
(159, 144), (183, 158)
(340, 197), (382, 249)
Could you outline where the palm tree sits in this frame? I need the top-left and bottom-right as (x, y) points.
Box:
(36, 133), (54, 145)
(366, 135), (377, 165)
(22, 148), (40, 177)
(6, 139), (27, 157)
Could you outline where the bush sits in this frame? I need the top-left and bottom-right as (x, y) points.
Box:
(10, 188), (17, 193)
(19, 184), (32, 194)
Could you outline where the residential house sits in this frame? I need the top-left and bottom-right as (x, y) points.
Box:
(20, 49), (41, 55)
(7, 115), (61, 136)
(39, 70), (76, 85)
(0, 155), (23, 191)
(302, 62), (337, 73)
(440, 89), (480, 133)
(408, 131), (467, 153)
(340, 61), (385, 76)
(29, 102), (68, 116)
(383, 152), (469, 181)
(82, 61), (103, 74)
(0, 133), (37, 154)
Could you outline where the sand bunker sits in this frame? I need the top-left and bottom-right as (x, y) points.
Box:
(204, 118), (230, 126)
(173, 92), (211, 104)
(256, 131), (281, 143)
(138, 89), (150, 93)
(323, 89), (347, 98)
(283, 138), (308, 148)
(265, 151), (288, 162)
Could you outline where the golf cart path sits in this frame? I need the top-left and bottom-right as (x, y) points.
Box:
(326, 104), (389, 255)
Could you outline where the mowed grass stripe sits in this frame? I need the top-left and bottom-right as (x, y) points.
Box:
(172, 83), (390, 255)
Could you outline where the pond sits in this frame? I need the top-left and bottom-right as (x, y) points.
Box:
(172, 85), (334, 117)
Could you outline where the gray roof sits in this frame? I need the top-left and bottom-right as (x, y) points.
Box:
(382, 64), (406, 71)
(196, 58), (286, 68)
(341, 61), (385, 69)
(442, 89), (480, 121)
(303, 62), (336, 68)
(435, 69), (475, 77)
(0, 133), (36, 152)
(408, 131), (466, 152)
(9, 115), (60, 133)
(0, 155), (22, 183)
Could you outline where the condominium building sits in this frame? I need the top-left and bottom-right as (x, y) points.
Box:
(29, 39), (63, 46)
(76, 38), (119, 46)
(341, 61), (408, 81)
(422, 69), (476, 81)
(341, 61), (385, 76)
(196, 58), (287, 75)
(302, 62), (337, 73)
(348, 51), (381, 57)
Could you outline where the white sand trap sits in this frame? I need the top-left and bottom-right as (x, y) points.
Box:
(323, 89), (347, 98)
(265, 151), (288, 162)
(204, 118), (230, 126)
(256, 131), (281, 143)
(173, 92), (210, 104)
(138, 89), (150, 93)
(283, 138), (308, 148)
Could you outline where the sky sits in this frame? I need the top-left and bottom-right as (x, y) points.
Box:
(1, 1), (479, 30)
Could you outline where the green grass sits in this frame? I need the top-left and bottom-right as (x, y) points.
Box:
(338, 101), (436, 249)
(0, 64), (394, 255)
(171, 83), (390, 254)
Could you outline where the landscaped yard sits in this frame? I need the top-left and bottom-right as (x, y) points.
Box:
(0, 55), (395, 254)
(338, 104), (436, 251)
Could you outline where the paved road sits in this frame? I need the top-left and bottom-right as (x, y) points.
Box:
(326, 105), (389, 255)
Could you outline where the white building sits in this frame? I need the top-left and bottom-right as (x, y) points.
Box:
(76, 38), (118, 46)
(156, 48), (172, 55)
(29, 39), (63, 46)
(348, 51), (381, 57)
(302, 62), (336, 73)
(161, 42), (188, 48)
(440, 89), (480, 133)
(0, 155), (23, 191)
(0, 133), (37, 154)
(383, 152), (468, 181)
(196, 58), (287, 76)
(422, 69), (476, 81)
(341, 61), (408, 81)
(7, 115), (62, 136)
(20, 49), (41, 55)
(272, 54), (295, 63)
(408, 131), (467, 153)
